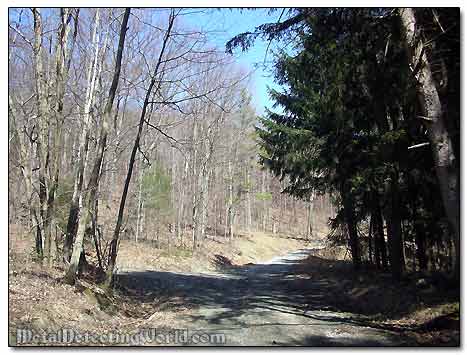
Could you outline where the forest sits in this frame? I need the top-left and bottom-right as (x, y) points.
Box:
(8, 7), (460, 347)
(234, 8), (461, 280)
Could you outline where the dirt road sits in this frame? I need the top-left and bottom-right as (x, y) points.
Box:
(116, 247), (414, 346)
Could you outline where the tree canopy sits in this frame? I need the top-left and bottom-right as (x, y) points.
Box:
(229, 8), (460, 278)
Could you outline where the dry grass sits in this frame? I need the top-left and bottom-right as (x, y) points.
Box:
(232, 231), (306, 263)
(295, 246), (460, 346)
(9, 224), (308, 345)
(8, 225), (193, 346)
(116, 230), (306, 273)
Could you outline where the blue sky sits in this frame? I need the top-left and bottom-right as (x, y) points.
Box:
(8, 8), (285, 115)
(181, 8), (285, 115)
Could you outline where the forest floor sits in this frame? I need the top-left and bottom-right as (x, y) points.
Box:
(8, 225), (459, 346)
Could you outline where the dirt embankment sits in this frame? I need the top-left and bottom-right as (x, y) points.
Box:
(9, 228), (308, 345)
(116, 231), (307, 273)
(294, 246), (460, 346)
(9, 225), (458, 346)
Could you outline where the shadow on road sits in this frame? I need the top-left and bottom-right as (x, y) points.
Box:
(114, 249), (430, 346)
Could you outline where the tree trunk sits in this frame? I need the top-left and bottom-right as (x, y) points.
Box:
(342, 183), (361, 269)
(386, 170), (405, 279)
(64, 8), (130, 285)
(177, 157), (189, 245)
(91, 196), (103, 271)
(32, 8), (74, 266)
(32, 8), (50, 263)
(64, 9), (101, 262)
(245, 167), (252, 232)
(106, 11), (174, 287)
(399, 8), (460, 279)
(135, 165), (144, 243)
(372, 193), (388, 269)
(196, 123), (213, 243)
(305, 191), (315, 240)
(261, 171), (267, 231)
(9, 96), (43, 258)
(191, 119), (199, 248)
(226, 159), (235, 240)
(415, 224), (428, 271)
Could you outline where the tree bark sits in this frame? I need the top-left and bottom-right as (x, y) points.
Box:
(305, 190), (315, 240)
(261, 171), (267, 231)
(64, 9), (101, 262)
(195, 123), (212, 244)
(226, 154), (236, 240)
(399, 7), (460, 279)
(372, 193), (388, 269)
(191, 118), (199, 248)
(32, 8), (74, 266)
(341, 183), (361, 269)
(386, 170), (405, 279)
(32, 8), (50, 263)
(64, 8), (131, 285)
(9, 95), (42, 258)
(135, 164), (144, 243)
(177, 157), (189, 245)
(105, 11), (174, 287)
(245, 166), (252, 232)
